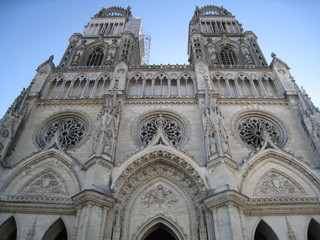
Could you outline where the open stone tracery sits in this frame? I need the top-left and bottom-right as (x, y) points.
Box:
(237, 117), (282, 148)
(140, 115), (182, 146)
(42, 118), (86, 149)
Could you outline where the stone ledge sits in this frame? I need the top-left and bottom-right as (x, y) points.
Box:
(204, 189), (320, 216)
(0, 200), (75, 215)
(204, 189), (248, 208)
(72, 189), (116, 209)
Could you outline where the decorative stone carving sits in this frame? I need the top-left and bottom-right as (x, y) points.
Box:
(240, 42), (254, 65)
(0, 87), (30, 166)
(236, 114), (286, 149)
(91, 80), (121, 161)
(202, 78), (231, 160)
(140, 114), (182, 147)
(238, 118), (280, 148)
(208, 129), (217, 155)
(4, 195), (72, 204)
(42, 118), (86, 149)
(115, 159), (206, 209)
(19, 172), (67, 195)
(254, 172), (305, 196)
(1, 129), (9, 138)
(141, 184), (179, 207)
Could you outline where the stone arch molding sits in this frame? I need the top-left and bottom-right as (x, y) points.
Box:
(112, 144), (208, 195)
(240, 149), (320, 201)
(0, 150), (83, 203)
(124, 178), (195, 240)
(112, 144), (208, 240)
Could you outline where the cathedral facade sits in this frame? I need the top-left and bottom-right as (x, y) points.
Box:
(0, 5), (320, 240)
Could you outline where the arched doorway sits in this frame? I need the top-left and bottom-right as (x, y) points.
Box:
(42, 218), (68, 240)
(308, 219), (320, 240)
(254, 220), (279, 240)
(142, 223), (179, 240)
(0, 216), (17, 240)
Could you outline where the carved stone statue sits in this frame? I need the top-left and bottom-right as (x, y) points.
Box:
(209, 130), (217, 155)
(91, 80), (121, 160)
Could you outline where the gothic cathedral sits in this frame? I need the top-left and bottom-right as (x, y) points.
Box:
(1, 5), (320, 240)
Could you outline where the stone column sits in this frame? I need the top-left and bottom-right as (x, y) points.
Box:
(204, 190), (248, 240)
(72, 190), (116, 240)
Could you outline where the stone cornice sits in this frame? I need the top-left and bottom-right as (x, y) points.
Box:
(124, 99), (197, 105)
(37, 99), (104, 107)
(0, 200), (75, 215)
(208, 66), (273, 71)
(2, 194), (72, 204)
(204, 190), (320, 216)
(207, 156), (238, 170)
(85, 156), (114, 170)
(244, 203), (320, 216)
(72, 189), (115, 209)
(204, 190), (248, 208)
(218, 98), (288, 106)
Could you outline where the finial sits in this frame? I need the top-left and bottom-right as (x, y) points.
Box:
(49, 55), (54, 61)
(271, 52), (276, 58)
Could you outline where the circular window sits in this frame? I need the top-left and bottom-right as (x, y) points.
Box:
(235, 113), (286, 149)
(134, 112), (188, 147)
(140, 116), (182, 146)
(37, 115), (87, 149)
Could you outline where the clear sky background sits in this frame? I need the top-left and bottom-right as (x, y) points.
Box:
(0, 0), (319, 118)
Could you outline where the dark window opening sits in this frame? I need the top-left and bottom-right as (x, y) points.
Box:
(308, 219), (320, 240)
(0, 216), (17, 240)
(87, 47), (104, 66)
(254, 220), (279, 240)
(220, 47), (237, 66)
(145, 228), (177, 240)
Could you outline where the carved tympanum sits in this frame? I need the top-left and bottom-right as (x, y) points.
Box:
(20, 173), (67, 195)
(254, 172), (304, 196)
(141, 184), (179, 207)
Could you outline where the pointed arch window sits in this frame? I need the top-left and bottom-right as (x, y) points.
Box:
(0, 216), (17, 240)
(220, 46), (237, 66)
(87, 47), (104, 66)
(308, 219), (320, 240)
(254, 220), (279, 240)
(42, 218), (68, 240)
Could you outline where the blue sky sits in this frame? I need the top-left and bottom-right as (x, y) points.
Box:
(1, 0), (320, 118)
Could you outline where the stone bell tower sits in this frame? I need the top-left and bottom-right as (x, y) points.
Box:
(58, 6), (144, 69)
(188, 5), (267, 68)
(0, 5), (320, 240)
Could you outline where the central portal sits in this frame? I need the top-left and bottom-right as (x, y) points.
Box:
(141, 223), (180, 240)
(144, 228), (177, 240)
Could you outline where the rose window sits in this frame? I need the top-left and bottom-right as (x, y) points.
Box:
(237, 117), (285, 148)
(40, 117), (86, 149)
(140, 116), (182, 146)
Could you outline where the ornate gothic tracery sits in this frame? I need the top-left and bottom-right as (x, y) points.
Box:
(220, 46), (237, 66)
(87, 47), (104, 66)
(38, 116), (87, 149)
(140, 115), (182, 146)
(235, 113), (286, 148)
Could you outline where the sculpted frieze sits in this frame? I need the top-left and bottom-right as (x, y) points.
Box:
(19, 172), (68, 195)
(254, 171), (305, 196)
